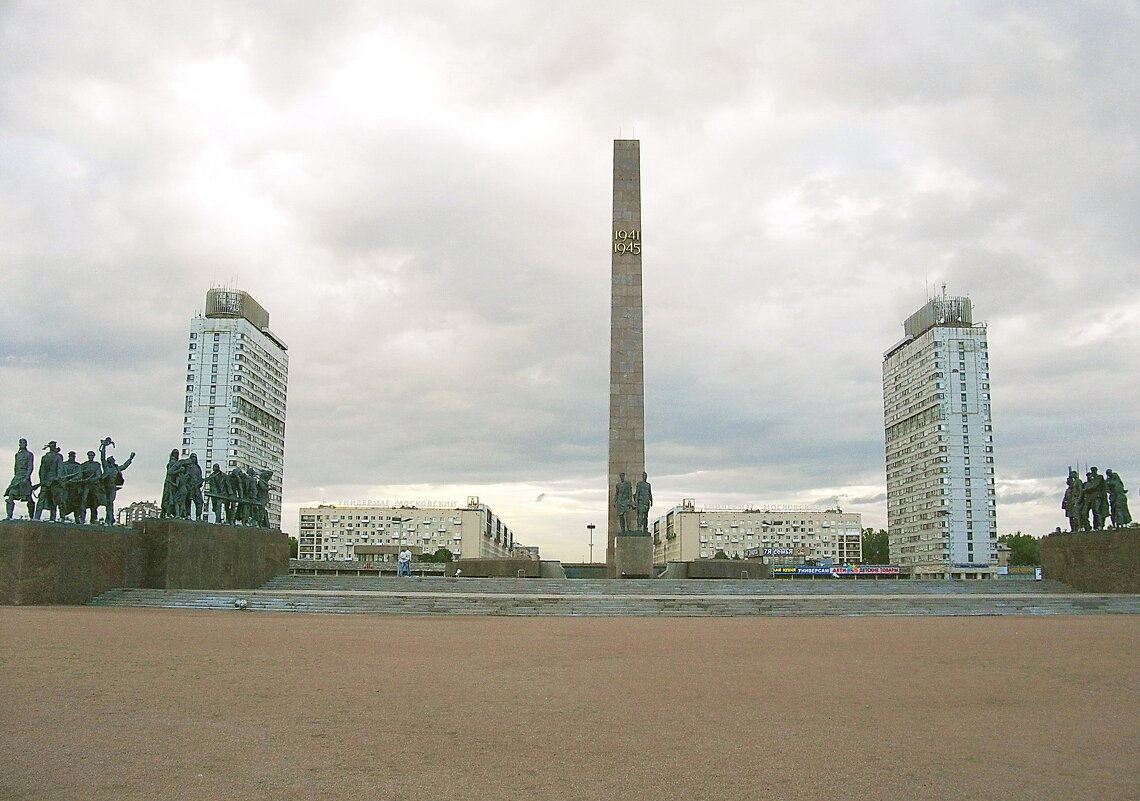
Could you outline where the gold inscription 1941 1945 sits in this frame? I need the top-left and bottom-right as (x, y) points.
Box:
(613, 229), (641, 255)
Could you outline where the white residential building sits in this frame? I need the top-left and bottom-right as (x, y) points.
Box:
(882, 293), (998, 578)
(297, 498), (523, 562)
(117, 500), (160, 527)
(651, 501), (863, 565)
(183, 288), (288, 527)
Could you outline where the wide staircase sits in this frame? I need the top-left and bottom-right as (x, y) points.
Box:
(89, 575), (1140, 617)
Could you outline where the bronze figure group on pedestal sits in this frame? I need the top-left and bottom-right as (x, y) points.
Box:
(4, 437), (134, 525)
(161, 449), (271, 527)
(1062, 466), (1132, 531)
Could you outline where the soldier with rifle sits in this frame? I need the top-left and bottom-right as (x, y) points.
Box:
(75, 450), (103, 524)
(57, 451), (81, 522)
(1061, 468), (1086, 532)
(1083, 467), (1110, 530)
(184, 453), (204, 520)
(228, 467), (249, 524)
(1105, 469), (1131, 528)
(204, 464), (231, 524)
(34, 441), (63, 521)
(5, 438), (35, 520)
(254, 469), (272, 528)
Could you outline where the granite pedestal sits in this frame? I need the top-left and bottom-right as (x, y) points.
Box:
(0, 520), (144, 605)
(138, 519), (289, 590)
(0, 519), (289, 604)
(445, 559), (566, 578)
(1041, 528), (1140, 593)
(658, 560), (772, 580)
(614, 531), (653, 578)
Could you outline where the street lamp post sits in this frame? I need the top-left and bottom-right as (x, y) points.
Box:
(587, 523), (596, 564)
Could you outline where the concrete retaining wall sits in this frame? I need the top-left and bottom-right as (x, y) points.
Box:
(1040, 528), (1139, 593)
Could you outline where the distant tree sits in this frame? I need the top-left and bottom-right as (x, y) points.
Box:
(288, 537), (298, 558)
(432, 547), (455, 563)
(999, 532), (1040, 566)
(713, 550), (729, 559)
(861, 528), (890, 565)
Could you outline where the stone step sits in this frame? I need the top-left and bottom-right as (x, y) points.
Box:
(89, 587), (1140, 617)
(260, 575), (1073, 596)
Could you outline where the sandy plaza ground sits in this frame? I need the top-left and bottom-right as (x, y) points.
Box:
(0, 607), (1137, 801)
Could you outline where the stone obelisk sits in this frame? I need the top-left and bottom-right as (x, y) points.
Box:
(607, 140), (645, 576)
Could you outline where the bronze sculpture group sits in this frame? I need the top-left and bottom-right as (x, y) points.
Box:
(1062, 466), (1132, 531)
(5, 438), (271, 528)
(161, 449), (272, 527)
(4, 437), (134, 525)
(614, 471), (653, 532)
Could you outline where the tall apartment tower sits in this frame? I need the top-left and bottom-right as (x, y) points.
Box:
(882, 292), (997, 578)
(183, 289), (289, 527)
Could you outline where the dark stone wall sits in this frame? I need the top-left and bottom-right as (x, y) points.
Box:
(0, 519), (290, 604)
(139, 520), (290, 590)
(446, 559), (542, 578)
(1041, 528), (1140, 593)
(661, 560), (772, 580)
(562, 563), (609, 579)
(0, 521), (144, 605)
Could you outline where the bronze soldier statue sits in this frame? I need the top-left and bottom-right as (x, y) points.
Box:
(5, 438), (35, 520)
(161, 449), (182, 518)
(204, 464), (231, 524)
(1061, 469), (1085, 532)
(185, 453), (204, 520)
(34, 441), (63, 521)
(255, 470), (272, 528)
(1105, 469), (1132, 528)
(1083, 467), (1110, 530)
(635, 472), (653, 532)
(75, 451), (103, 524)
(98, 438), (134, 525)
(58, 451), (82, 522)
(615, 472), (633, 532)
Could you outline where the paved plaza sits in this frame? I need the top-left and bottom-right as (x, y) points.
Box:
(1, 607), (1137, 800)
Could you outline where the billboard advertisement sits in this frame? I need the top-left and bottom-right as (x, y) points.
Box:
(772, 565), (902, 576)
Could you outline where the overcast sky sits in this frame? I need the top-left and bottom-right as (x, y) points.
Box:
(2, 1), (1137, 561)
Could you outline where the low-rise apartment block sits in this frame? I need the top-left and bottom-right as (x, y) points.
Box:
(297, 497), (524, 562)
(652, 501), (863, 565)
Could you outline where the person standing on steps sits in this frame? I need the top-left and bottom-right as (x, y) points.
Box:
(397, 546), (413, 577)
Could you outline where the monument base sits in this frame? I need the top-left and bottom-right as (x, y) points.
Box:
(0, 520), (144, 605)
(658, 560), (772, 580)
(0, 519), (289, 605)
(614, 531), (653, 578)
(139, 519), (289, 591)
(445, 559), (565, 578)
(1041, 527), (1140, 593)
